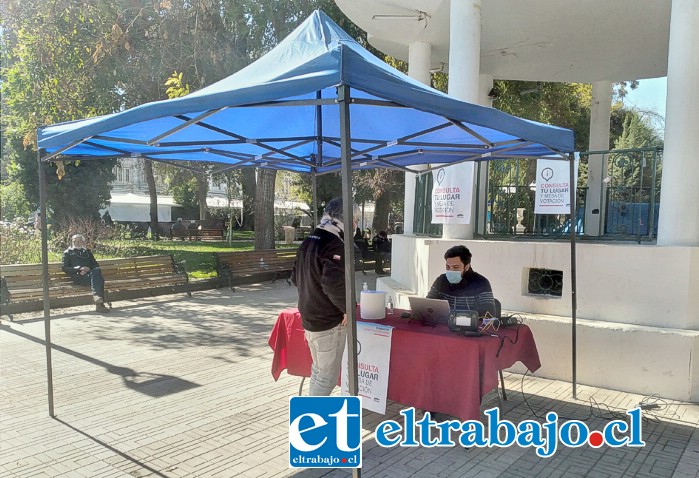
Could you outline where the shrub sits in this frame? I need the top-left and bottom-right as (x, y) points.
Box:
(0, 221), (43, 264)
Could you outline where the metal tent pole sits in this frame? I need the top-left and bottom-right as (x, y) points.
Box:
(338, 84), (361, 478)
(38, 152), (55, 417)
(313, 90), (323, 226)
(311, 173), (318, 226)
(569, 153), (578, 400)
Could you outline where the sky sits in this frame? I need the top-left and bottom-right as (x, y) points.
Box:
(623, 77), (667, 118)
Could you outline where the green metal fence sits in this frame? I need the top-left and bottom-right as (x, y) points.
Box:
(412, 147), (663, 241)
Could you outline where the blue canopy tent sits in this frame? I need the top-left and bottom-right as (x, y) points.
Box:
(36, 11), (578, 421)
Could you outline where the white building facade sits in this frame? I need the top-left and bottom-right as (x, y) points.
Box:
(336, 0), (699, 401)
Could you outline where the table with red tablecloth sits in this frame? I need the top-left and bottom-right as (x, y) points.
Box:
(268, 308), (541, 421)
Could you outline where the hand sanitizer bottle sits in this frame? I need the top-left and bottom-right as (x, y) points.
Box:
(387, 296), (394, 314)
(363, 282), (368, 291)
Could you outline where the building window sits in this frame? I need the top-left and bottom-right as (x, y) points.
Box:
(115, 166), (131, 183)
(527, 268), (563, 297)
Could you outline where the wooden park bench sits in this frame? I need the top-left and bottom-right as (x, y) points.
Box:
(171, 228), (224, 241)
(196, 229), (224, 240)
(215, 249), (297, 291)
(0, 255), (190, 320)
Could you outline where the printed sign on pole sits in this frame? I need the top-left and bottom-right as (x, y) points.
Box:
(431, 164), (473, 224)
(341, 322), (393, 414)
(534, 159), (579, 214)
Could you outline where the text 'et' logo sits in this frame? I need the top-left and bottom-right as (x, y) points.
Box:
(289, 396), (362, 468)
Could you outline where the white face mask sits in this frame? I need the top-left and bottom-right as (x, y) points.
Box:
(445, 271), (462, 284)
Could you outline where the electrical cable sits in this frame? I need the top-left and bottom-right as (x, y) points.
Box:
(517, 369), (662, 425)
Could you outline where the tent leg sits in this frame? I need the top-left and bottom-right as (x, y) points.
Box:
(38, 152), (55, 417)
(569, 153), (578, 400)
(338, 83), (361, 478)
(312, 90), (322, 226)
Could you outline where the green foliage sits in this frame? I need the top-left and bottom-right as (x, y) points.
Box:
(0, 222), (44, 264)
(613, 110), (663, 150)
(165, 72), (191, 99)
(47, 160), (117, 225)
(292, 173), (343, 220)
(607, 109), (663, 191)
(0, 218), (295, 278)
(0, 180), (32, 220)
(493, 81), (592, 151)
(2, 0), (122, 223)
(613, 81), (640, 101)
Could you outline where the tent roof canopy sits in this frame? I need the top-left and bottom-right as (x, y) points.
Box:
(38, 10), (574, 173)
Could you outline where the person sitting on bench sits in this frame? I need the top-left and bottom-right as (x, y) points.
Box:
(62, 234), (109, 313)
(170, 217), (187, 240)
(373, 230), (392, 274)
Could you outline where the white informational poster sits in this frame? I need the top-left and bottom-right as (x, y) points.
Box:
(534, 158), (579, 214)
(431, 164), (474, 224)
(341, 322), (393, 414)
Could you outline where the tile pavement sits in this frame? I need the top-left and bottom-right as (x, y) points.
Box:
(1, 273), (698, 477)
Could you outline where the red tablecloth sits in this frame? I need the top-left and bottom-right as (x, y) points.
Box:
(268, 308), (541, 421)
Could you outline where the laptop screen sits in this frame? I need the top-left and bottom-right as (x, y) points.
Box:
(407, 297), (452, 325)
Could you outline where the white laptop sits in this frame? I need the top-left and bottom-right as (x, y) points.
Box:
(407, 297), (452, 325)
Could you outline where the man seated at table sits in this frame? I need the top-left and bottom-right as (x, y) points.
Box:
(427, 245), (496, 318)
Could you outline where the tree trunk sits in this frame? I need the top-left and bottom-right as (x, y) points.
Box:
(196, 172), (209, 220)
(240, 168), (256, 230)
(143, 159), (160, 240)
(254, 168), (277, 250)
(372, 190), (391, 233)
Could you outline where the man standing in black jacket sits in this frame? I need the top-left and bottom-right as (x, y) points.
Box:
(62, 234), (109, 313)
(292, 197), (359, 395)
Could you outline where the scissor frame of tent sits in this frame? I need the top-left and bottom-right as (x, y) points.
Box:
(34, 12), (579, 440)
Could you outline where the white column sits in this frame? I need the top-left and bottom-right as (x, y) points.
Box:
(404, 41), (432, 234)
(585, 81), (612, 236)
(408, 41), (432, 85)
(658, 0), (699, 246)
(444, 0), (482, 240)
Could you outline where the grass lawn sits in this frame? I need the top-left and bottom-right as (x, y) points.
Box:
(5, 230), (298, 280)
(92, 236), (299, 280)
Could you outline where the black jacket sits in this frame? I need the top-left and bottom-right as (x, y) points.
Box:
(292, 228), (347, 332)
(427, 268), (496, 317)
(62, 248), (100, 280)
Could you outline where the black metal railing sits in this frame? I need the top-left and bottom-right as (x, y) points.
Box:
(412, 147), (663, 241)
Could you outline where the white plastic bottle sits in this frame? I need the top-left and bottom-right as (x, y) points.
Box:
(362, 282), (368, 291)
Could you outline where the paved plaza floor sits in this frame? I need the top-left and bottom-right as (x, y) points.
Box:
(1, 273), (698, 477)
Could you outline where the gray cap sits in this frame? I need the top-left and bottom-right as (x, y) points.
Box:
(323, 196), (360, 222)
(323, 197), (345, 219)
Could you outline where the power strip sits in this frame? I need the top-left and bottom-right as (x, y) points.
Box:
(498, 315), (518, 327)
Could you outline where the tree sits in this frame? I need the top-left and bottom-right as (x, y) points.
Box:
(0, 180), (32, 221)
(1, 0), (123, 225)
(608, 108), (663, 193)
(143, 159), (160, 239)
(239, 169), (257, 231)
(254, 169), (277, 250)
(352, 169), (403, 233)
(292, 173), (343, 221)
(1, 0), (368, 238)
(492, 81), (592, 151)
(160, 71), (210, 221)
